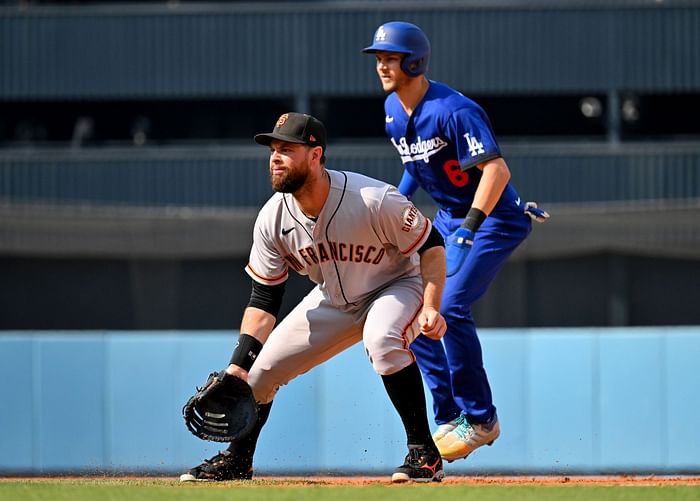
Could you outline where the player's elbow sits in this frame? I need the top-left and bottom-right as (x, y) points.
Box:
(481, 157), (511, 184)
(420, 245), (446, 270)
(495, 158), (511, 184)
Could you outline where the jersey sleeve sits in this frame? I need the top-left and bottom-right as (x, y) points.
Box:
(397, 170), (420, 200)
(375, 186), (432, 256)
(244, 216), (289, 286)
(445, 104), (502, 171)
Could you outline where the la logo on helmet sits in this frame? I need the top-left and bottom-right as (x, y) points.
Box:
(375, 26), (387, 41)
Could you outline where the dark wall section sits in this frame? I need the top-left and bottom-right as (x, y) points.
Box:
(477, 254), (700, 328)
(1, 257), (137, 329)
(0, 98), (294, 146)
(0, 94), (616, 146)
(0, 257), (314, 330)
(2, 254), (698, 330)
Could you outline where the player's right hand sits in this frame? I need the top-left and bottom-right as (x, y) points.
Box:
(419, 307), (447, 340)
(445, 227), (474, 277)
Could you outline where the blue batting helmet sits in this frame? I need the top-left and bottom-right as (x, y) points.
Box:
(362, 21), (431, 77)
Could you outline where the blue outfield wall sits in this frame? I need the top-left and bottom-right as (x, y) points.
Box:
(0, 327), (699, 475)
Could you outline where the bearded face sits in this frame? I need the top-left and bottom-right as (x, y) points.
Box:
(271, 162), (308, 193)
(268, 142), (314, 194)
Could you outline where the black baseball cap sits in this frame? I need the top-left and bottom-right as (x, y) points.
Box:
(254, 112), (327, 153)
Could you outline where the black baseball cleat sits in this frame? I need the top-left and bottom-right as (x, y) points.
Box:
(179, 450), (253, 482)
(391, 444), (445, 483)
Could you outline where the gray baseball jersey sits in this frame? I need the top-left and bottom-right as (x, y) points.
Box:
(244, 169), (434, 403)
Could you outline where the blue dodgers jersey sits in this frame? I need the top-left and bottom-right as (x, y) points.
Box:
(384, 81), (522, 218)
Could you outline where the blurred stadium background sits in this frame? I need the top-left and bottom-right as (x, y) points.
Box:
(1, 0), (699, 476)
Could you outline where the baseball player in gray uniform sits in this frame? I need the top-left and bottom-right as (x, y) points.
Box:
(180, 112), (448, 483)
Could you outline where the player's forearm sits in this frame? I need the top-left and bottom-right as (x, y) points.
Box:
(419, 246), (446, 310)
(239, 307), (276, 345)
(471, 157), (511, 216)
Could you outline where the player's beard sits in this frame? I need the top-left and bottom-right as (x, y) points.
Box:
(270, 161), (309, 194)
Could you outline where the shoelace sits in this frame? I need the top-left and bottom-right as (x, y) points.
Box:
(204, 451), (229, 465)
(453, 415), (474, 440)
(406, 447), (426, 466)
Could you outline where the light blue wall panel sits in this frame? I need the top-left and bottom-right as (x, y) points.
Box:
(173, 334), (236, 468)
(255, 370), (323, 473)
(36, 334), (106, 471)
(0, 338), (33, 470)
(527, 331), (597, 471)
(460, 331), (529, 471)
(1, 328), (699, 475)
(105, 334), (181, 469)
(314, 344), (405, 472)
(665, 331), (700, 469)
(599, 330), (665, 470)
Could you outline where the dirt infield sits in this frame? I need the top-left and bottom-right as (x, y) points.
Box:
(253, 475), (700, 486)
(4, 475), (700, 486)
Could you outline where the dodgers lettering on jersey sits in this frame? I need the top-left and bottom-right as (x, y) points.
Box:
(384, 80), (522, 218)
(245, 170), (432, 306)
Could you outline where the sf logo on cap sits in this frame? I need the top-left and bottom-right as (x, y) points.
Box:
(276, 114), (289, 128)
(375, 26), (387, 41)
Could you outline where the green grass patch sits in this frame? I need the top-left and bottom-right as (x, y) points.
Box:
(0, 480), (698, 501)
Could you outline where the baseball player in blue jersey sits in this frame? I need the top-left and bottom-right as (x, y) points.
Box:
(363, 21), (549, 462)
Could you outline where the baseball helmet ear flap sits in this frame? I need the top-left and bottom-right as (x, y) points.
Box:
(362, 21), (431, 77)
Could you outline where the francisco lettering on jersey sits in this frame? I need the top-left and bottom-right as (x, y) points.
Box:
(282, 240), (386, 272)
(390, 135), (448, 164)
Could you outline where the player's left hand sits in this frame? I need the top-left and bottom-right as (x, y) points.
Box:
(182, 370), (258, 443)
(524, 201), (550, 223)
(445, 226), (474, 277)
(419, 307), (447, 340)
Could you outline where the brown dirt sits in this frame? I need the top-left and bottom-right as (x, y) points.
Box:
(2, 475), (700, 486)
(256, 475), (700, 486)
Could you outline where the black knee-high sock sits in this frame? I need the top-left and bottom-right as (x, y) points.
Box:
(227, 401), (273, 459)
(381, 362), (434, 448)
